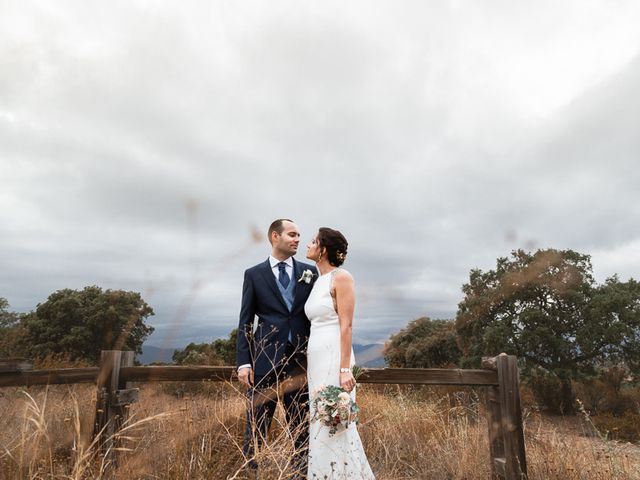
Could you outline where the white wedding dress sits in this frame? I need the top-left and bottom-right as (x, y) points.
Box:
(304, 269), (375, 479)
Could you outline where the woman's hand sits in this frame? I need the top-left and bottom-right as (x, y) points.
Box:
(340, 371), (356, 393)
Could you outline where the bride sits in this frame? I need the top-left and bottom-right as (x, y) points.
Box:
(304, 227), (375, 479)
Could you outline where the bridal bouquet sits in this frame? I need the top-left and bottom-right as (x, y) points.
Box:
(311, 385), (360, 436)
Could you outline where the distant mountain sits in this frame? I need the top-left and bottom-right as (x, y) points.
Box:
(138, 345), (177, 364)
(353, 343), (386, 368)
(139, 343), (387, 367)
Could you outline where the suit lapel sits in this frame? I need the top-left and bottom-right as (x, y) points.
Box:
(292, 259), (308, 310)
(259, 259), (290, 312)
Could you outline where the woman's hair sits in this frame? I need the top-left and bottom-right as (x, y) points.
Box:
(317, 227), (348, 267)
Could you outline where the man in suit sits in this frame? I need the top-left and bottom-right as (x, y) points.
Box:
(236, 218), (317, 478)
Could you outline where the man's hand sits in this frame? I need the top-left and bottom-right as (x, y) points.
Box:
(238, 366), (254, 387)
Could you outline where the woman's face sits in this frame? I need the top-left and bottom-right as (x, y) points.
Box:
(306, 235), (322, 261)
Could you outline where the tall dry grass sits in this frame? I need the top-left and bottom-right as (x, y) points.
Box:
(1, 383), (639, 479)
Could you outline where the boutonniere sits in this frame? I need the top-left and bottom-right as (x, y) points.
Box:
(298, 269), (316, 284)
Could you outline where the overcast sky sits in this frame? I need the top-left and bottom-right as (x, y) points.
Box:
(2, 1), (640, 348)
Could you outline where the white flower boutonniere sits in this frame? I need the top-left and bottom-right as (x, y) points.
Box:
(298, 269), (315, 284)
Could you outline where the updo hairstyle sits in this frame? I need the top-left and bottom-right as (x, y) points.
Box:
(316, 227), (348, 267)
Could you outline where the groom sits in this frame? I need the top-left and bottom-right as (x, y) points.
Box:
(236, 219), (317, 478)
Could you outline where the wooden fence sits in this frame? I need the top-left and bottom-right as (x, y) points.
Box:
(0, 352), (527, 479)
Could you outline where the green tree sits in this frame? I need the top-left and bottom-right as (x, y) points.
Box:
(0, 297), (24, 357)
(0, 297), (17, 327)
(384, 317), (461, 368)
(20, 286), (154, 365)
(173, 328), (237, 366)
(455, 249), (640, 413)
(585, 276), (640, 372)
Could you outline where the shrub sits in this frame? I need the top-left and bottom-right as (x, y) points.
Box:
(384, 317), (461, 368)
(592, 412), (640, 443)
(527, 371), (566, 414)
(574, 367), (640, 416)
(32, 352), (94, 369)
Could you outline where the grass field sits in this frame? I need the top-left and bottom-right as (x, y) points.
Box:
(1, 382), (638, 479)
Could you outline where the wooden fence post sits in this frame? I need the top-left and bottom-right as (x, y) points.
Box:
(483, 354), (527, 480)
(497, 354), (527, 479)
(486, 384), (506, 478)
(93, 350), (138, 459)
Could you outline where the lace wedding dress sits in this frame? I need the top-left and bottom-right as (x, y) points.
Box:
(304, 269), (375, 479)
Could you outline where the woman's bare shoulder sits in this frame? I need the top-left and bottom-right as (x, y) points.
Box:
(333, 268), (354, 285)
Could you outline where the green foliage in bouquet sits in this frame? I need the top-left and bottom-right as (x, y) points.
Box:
(311, 384), (360, 436)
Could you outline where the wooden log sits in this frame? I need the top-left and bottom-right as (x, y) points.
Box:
(93, 351), (119, 452)
(0, 367), (99, 387)
(1, 365), (500, 388)
(482, 353), (507, 370)
(357, 367), (499, 386)
(120, 365), (498, 385)
(496, 355), (527, 479)
(0, 358), (33, 372)
(120, 365), (236, 383)
(92, 351), (135, 460)
(486, 386), (506, 479)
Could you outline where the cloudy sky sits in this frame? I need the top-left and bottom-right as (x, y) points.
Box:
(2, 1), (640, 349)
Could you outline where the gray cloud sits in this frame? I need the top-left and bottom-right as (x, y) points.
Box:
(2, 1), (640, 347)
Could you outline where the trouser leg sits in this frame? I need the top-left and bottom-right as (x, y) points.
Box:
(242, 374), (278, 468)
(283, 379), (309, 476)
(282, 350), (310, 478)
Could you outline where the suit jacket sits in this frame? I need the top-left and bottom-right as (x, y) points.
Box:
(236, 258), (318, 377)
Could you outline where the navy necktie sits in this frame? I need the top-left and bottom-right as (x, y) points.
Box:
(278, 262), (290, 288)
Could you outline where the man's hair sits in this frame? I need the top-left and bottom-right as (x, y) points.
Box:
(268, 219), (294, 244)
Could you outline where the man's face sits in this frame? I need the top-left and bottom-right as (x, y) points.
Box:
(272, 221), (300, 257)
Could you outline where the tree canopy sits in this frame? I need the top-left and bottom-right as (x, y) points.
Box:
(20, 286), (155, 365)
(1, 298), (16, 327)
(455, 248), (640, 412)
(173, 328), (237, 366)
(384, 317), (461, 368)
(0, 297), (23, 357)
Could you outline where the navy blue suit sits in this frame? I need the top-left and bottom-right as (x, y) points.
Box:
(236, 257), (317, 475)
(236, 258), (317, 375)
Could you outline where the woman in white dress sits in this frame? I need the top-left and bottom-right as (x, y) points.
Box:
(304, 227), (375, 479)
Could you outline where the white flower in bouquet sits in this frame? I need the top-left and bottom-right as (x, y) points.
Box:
(311, 384), (360, 436)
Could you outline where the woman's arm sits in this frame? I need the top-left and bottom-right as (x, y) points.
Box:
(334, 271), (357, 392)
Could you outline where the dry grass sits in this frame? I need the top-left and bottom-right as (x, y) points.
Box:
(1, 383), (639, 479)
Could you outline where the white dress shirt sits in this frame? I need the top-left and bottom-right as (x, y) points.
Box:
(269, 255), (293, 282)
(238, 256), (294, 372)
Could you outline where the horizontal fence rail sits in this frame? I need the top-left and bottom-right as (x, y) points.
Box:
(0, 367), (100, 387)
(0, 366), (498, 388)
